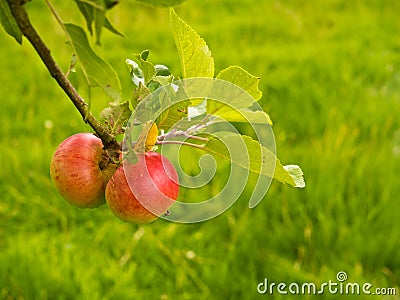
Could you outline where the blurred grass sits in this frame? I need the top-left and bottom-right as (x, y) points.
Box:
(1, 0), (400, 299)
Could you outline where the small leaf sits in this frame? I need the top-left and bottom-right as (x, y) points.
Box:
(126, 51), (157, 86)
(69, 54), (78, 73)
(74, 0), (122, 44)
(99, 101), (132, 136)
(152, 75), (174, 86)
(0, 0), (22, 44)
(146, 75), (175, 94)
(75, 1), (95, 35)
(282, 165), (305, 188)
(170, 8), (214, 78)
(155, 64), (171, 76)
(217, 66), (262, 100)
(65, 23), (122, 102)
(134, 50), (156, 85)
(126, 58), (144, 86)
(104, 17), (123, 36)
(140, 49), (149, 60)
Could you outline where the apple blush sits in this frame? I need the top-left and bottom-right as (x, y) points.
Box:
(105, 151), (179, 224)
(50, 133), (117, 208)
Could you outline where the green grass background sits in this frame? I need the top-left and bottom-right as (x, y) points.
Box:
(1, 0), (400, 299)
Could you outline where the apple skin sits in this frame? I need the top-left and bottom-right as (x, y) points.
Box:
(50, 133), (117, 208)
(105, 152), (179, 224)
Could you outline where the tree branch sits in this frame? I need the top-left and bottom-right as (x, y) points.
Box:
(5, 0), (120, 151)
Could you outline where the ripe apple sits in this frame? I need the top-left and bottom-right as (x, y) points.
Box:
(50, 133), (117, 208)
(105, 152), (179, 224)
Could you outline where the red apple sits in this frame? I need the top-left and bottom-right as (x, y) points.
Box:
(105, 152), (179, 224)
(50, 133), (117, 208)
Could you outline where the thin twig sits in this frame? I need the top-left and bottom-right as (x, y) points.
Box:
(45, 0), (94, 107)
(156, 140), (206, 150)
(157, 129), (209, 142)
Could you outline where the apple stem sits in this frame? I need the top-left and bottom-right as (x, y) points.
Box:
(5, 0), (120, 151)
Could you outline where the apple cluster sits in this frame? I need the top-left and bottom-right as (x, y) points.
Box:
(50, 133), (179, 223)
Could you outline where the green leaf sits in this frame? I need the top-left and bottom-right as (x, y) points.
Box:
(103, 16), (123, 37)
(131, 83), (151, 109)
(156, 100), (189, 130)
(75, 1), (94, 35)
(147, 75), (174, 93)
(104, 0), (119, 9)
(133, 82), (189, 131)
(170, 8), (214, 78)
(99, 101), (132, 136)
(206, 93), (272, 125)
(217, 66), (262, 100)
(127, 51), (173, 95)
(136, 0), (185, 7)
(155, 64), (170, 76)
(74, 0), (122, 44)
(279, 164), (305, 188)
(126, 51), (158, 87)
(134, 50), (156, 85)
(65, 23), (122, 102)
(0, 0), (22, 44)
(202, 133), (305, 187)
(126, 58), (144, 86)
(152, 75), (174, 86)
(222, 109), (272, 125)
(74, 0), (104, 44)
(207, 102), (272, 125)
(93, 3), (106, 45)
